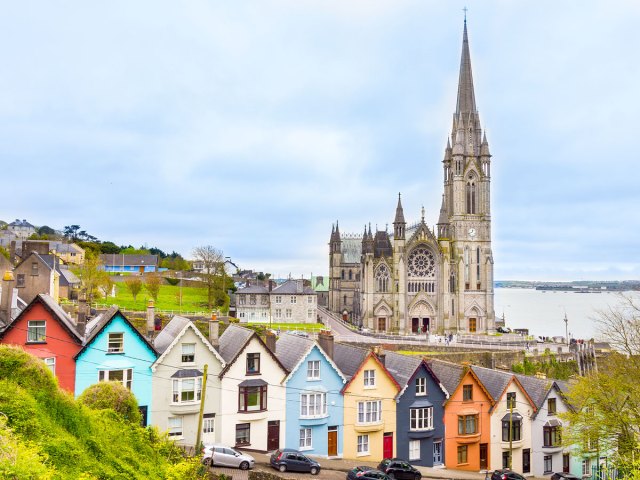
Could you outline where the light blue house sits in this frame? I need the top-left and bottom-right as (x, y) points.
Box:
(275, 331), (345, 458)
(74, 307), (157, 426)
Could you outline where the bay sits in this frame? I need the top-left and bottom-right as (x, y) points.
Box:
(494, 287), (640, 341)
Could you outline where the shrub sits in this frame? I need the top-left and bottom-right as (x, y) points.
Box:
(78, 382), (142, 425)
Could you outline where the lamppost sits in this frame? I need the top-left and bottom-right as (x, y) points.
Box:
(564, 312), (569, 346)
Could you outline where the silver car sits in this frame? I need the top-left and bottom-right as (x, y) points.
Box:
(202, 444), (255, 470)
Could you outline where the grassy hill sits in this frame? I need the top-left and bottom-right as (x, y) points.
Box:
(0, 345), (208, 479)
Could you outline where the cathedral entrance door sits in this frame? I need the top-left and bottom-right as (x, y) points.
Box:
(469, 317), (477, 333)
(378, 317), (386, 332)
(422, 318), (430, 333)
(411, 318), (419, 333)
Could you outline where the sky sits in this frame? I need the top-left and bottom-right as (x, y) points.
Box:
(2, 1), (639, 281)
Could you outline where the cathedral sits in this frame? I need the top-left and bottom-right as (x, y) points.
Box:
(328, 21), (496, 335)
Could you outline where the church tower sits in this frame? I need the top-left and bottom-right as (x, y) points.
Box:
(440, 19), (495, 333)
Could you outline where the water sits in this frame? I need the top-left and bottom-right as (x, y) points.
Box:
(494, 288), (640, 340)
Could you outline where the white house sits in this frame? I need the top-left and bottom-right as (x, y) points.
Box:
(217, 324), (288, 451)
(152, 316), (225, 447)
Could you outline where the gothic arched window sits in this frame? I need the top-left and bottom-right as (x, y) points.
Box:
(349, 270), (353, 280)
(341, 269), (345, 280)
(375, 264), (390, 293)
(466, 175), (477, 214)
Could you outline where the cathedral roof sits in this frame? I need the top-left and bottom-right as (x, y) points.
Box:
(340, 237), (362, 264)
(373, 230), (393, 258)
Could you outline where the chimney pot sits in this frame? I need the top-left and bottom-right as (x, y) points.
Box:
(146, 300), (155, 337)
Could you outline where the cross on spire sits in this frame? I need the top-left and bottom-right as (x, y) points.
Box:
(463, 6), (468, 23)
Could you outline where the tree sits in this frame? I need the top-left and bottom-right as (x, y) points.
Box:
(192, 245), (224, 310)
(78, 381), (141, 425)
(561, 295), (640, 472)
(74, 254), (111, 303)
(125, 276), (143, 302)
(37, 225), (57, 236)
(63, 225), (81, 241)
(99, 241), (121, 254)
(144, 274), (163, 301)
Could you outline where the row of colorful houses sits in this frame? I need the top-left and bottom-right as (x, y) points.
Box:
(0, 294), (604, 477)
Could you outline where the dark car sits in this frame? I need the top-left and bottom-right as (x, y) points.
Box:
(270, 449), (321, 475)
(551, 473), (582, 480)
(347, 466), (391, 480)
(491, 469), (527, 480)
(377, 459), (421, 480)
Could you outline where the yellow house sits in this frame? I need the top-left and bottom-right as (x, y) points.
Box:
(337, 347), (400, 461)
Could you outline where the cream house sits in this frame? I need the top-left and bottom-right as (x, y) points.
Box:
(152, 316), (225, 447)
(217, 324), (288, 451)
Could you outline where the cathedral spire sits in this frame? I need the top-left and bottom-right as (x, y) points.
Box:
(456, 18), (477, 116)
(393, 193), (406, 240)
(394, 193), (406, 224)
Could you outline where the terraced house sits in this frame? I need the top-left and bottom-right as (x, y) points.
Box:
(276, 331), (345, 458)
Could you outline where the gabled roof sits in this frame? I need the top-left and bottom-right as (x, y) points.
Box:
(471, 365), (512, 402)
(311, 276), (329, 293)
(14, 251), (52, 272)
(75, 307), (157, 360)
(385, 353), (449, 399)
(0, 294), (83, 343)
(236, 284), (269, 294)
(217, 324), (288, 378)
(332, 342), (369, 380)
(39, 255), (80, 285)
(340, 350), (401, 394)
(428, 359), (465, 395)
(275, 333), (346, 385)
(272, 279), (315, 295)
(152, 315), (225, 372)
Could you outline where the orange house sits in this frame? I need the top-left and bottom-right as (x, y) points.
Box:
(443, 368), (494, 471)
(0, 294), (83, 393)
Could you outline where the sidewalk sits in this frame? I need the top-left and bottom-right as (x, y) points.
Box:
(248, 451), (490, 480)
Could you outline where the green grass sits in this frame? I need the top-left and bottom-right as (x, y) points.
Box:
(253, 322), (324, 331)
(397, 350), (445, 356)
(107, 281), (210, 312)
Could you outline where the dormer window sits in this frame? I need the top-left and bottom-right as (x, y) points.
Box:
(547, 398), (557, 415)
(364, 369), (376, 388)
(181, 343), (195, 363)
(462, 384), (473, 401)
(247, 353), (260, 374)
(415, 377), (427, 396)
(307, 360), (320, 380)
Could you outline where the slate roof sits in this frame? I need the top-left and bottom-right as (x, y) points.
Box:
(341, 237), (362, 264)
(236, 284), (269, 294)
(217, 324), (254, 363)
(471, 365), (512, 402)
(40, 255), (80, 286)
(272, 279), (315, 295)
(384, 351), (422, 389)
(99, 254), (158, 266)
(332, 342), (368, 380)
(275, 333), (314, 372)
(514, 372), (553, 410)
(154, 315), (192, 355)
(8, 219), (35, 228)
(428, 359), (465, 396)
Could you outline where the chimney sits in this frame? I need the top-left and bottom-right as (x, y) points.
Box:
(268, 280), (274, 292)
(265, 330), (277, 354)
(1, 270), (15, 326)
(373, 345), (386, 366)
(146, 299), (155, 337)
(76, 291), (87, 337)
(209, 313), (220, 346)
(296, 279), (303, 293)
(318, 330), (334, 359)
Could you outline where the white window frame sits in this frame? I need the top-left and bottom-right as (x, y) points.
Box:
(172, 377), (203, 403)
(409, 439), (420, 460)
(181, 343), (195, 363)
(416, 377), (427, 396)
(44, 357), (56, 375)
(300, 392), (327, 418)
(357, 400), (382, 424)
(290, 296), (297, 304)
(107, 332), (124, 353)
(410, 407), (434, 431)
(299, 428), (312, 450)
(203, 417), (215, 434)
(307, 360), (320, 380)
(27, 320), (46, 343)
(99, 368), (133, 390)
(286, 309), (292, 319)
(168, 416), (183, 437)
(275, 309), (282, 319)
(307, 309), (313, 319)
(364, 369), (376, 388)
(357, 434), (369, 455)
(308, 296), (314, 304)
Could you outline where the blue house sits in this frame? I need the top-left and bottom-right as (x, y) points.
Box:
(74, 307), (157, 426)
(385, 352), (449, 467)
(275, 331), (346, 458)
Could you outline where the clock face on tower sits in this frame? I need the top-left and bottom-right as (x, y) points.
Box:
(468, 227), (477, 238)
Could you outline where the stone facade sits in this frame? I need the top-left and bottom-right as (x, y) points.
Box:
(236, 279), (318, 324)
(329, 22), (495, 335)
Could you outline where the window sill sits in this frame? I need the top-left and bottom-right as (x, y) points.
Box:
(363, 385), (376, 390)
(300, 446), (313, 451)
(235, 442), (251, 448)
(245, 372), (261, 376)
(238, 409), (267, 414)
(307, 378), (321, 382)
(415, 393), (427, 397)
(410, 427), (435, 432)
(356, 451), (370, 457)
(25, 341), (47, 345)
(106, 352), (125, 355)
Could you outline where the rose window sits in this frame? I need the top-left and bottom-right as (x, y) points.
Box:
(408, 247), (436, 278)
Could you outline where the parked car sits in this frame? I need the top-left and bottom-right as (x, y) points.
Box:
(202, 444), (255, 470)
(491, 469), (526, 480)
(551, 473), (582, 480)
(497, 326), (512, 333)
(270, 448), (321, 475)
(377, 459), (421, 480)
(347, 466), (391, 479)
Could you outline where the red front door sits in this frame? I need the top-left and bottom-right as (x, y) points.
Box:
(383, 432), (393, 459)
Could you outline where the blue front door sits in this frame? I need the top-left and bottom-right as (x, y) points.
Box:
(433, 441), (442, 464)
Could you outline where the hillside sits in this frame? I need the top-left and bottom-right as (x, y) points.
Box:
(0, 345), (207, 479)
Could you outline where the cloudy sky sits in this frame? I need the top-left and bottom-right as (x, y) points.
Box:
(2, 1), (639, 281)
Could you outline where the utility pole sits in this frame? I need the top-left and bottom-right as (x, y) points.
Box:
(195, 364), (208, 451)
(509, 400), (513, 469)
(564, 312), (569, 346)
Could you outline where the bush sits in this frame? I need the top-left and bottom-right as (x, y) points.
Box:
(78, 382), (142, 425)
